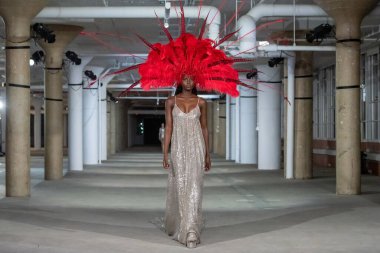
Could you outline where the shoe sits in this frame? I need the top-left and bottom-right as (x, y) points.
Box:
(186, 232), (197, 248)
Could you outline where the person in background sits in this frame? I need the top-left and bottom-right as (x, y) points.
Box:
(159, 123), (165, 153)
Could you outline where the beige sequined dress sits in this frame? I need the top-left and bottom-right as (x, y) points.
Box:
(165, 96), (206, 245)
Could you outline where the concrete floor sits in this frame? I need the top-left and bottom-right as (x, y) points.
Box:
(0, 148), (380, 253)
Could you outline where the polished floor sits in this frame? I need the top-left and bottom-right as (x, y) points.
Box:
(0, 148), (380, 253)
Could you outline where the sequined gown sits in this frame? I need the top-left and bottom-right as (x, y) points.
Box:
(165, 96), (206, 245)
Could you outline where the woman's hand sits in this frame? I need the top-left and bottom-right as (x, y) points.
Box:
(204, 154), (211, 171)
(163, 154), (170, 169)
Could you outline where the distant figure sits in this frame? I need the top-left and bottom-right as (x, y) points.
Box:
(159, 123), (165, 153)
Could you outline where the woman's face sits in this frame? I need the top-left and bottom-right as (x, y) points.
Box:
(182, 75), (195, 91)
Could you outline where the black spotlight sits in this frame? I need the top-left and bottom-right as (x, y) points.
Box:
(268, 57), (284, 68)
(107, 91), (118, 103)
(84, 70), (97, 80)
(65, 51), (82, 65)
(306, 24), (333, 43)
(246, 70), (257, 79)
(32, 23), (56, 43)
(31, 50), (45, 64)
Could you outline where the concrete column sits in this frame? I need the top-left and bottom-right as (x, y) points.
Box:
(230, 97), (237, 160)
(109, 101), (116, 155)
(0, 0), (47, 196)
(294, 51), (314, 179)
(83, 66), (104, 164)
(314, 0), (378, 194)
(212, 101), (219, 154)
(239, 85), (258, 164)
(99, 75), (114, 161)
(38, 24), (83, 180)
(226, 96), (231, 160)
(32, 98), (43, 149)
(218, 101), (226, 157)
(67, 57), (92, 171)
(206, 101), (213, 153)
(235, 91), (241, 162)
(257, 64), (282, 170)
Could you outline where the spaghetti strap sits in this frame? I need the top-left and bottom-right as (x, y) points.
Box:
(174, 96), (177, 105)
(197, 97), (199, 106)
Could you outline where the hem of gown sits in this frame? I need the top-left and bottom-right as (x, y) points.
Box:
(150, 217), (205, 245)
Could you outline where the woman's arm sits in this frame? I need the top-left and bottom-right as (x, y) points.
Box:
(163, 97), (174, 169)
(199, 98), (211, 171)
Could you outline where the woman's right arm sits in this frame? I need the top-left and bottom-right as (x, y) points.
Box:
(163, 97), (173, 169)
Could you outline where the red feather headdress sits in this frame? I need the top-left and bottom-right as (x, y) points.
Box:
(98, 5), (256, 97)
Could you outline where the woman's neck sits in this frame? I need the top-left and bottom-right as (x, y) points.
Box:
(179, 90), (193, 97)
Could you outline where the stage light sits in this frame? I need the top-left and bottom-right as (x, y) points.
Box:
(306, 24), (333, 43)
(268, 57), (284, 68)
(32, 23), (56, 43)
(246, 70), (257, 79)
(31, 50), (44, 65)
(84, 70), (97, 80)
(65, 51), (82, 65)
(107, 91), (118, 103)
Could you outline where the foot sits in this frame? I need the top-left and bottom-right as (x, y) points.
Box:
(186, 232), (197, 248)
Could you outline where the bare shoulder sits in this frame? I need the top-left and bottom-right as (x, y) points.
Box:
(198, 97), (207, 107)
(165, 96), (175, 107)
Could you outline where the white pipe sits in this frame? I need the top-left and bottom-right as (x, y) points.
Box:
(259, 44), (336, 52)
(238, 4), (327, 54)
(36, 6), (221, 40)
(285, 52), (295, 179)
(248, 4), (327, 20)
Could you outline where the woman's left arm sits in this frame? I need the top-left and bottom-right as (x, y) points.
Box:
(199, 99), (211, 171)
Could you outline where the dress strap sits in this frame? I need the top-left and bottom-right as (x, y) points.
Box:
(197, 97), (199, 106)
(174, 95), (176, 105)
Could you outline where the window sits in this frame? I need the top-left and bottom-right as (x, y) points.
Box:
(362, 49), (380, 140)
(313, 65), (336, 139)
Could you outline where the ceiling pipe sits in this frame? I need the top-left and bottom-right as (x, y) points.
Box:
(259, 44), (336, 52)
(238, 4), (327, 54)
(237, 3), (380, 54)
(36, 6), (221, 40)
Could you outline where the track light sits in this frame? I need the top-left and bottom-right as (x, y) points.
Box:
(30, 50), (44, 65)
(246, 70), (257, 79)
(268, 57), (284, 68)
(306, 24), (333, 43)
(84, 70), (97, 80)
(65, 51), (82, 65)
(32, 23), (56, 43)
(107, 91), (118, 103)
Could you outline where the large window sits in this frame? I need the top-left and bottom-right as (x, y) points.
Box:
(313, 65), (336, 139)
(362, 49), (380, 140)
(313, 47), (380, 141)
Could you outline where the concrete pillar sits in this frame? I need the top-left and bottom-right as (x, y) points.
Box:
(0, 0), (47, 196)
(294, 51), (314, 179)
(239, 85), (258, 164)
(218, 101), (226, 157)
(38, 24), (83, 180)
(257, 64), (282, 170)
(314, 0), (378, 194)
(109, 101), (116, 155)
(67, 57), (92, 171)
(212, 101), (219, 154)
(99, 75), (114, 161)
(206, 101), (214, 153)
(230, 96), (237, 160)
(32, 98), (43, 149)
(83, 66), (104, 164)
(226, 96), (231, 160)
